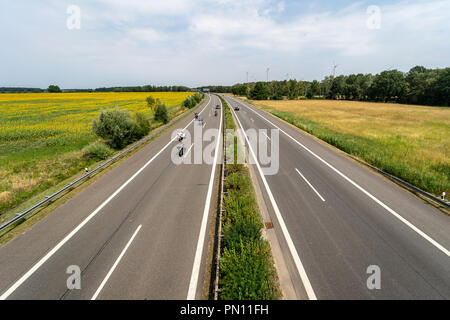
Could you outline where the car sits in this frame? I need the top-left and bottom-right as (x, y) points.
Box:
(215, 104), (221, 109)
(234, 106), (240, 111)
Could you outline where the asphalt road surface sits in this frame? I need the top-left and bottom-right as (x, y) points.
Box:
(222, 94), (450, 300)
(0, 94), (222, 300)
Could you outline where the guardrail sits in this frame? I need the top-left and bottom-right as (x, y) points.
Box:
(213, 102), (226, 300)
(353, 159), (450, 209)
(0, 97), (208, 234)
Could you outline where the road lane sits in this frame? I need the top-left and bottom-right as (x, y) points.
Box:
(0, 94), (222, 300)
(223, 94), (450, 299)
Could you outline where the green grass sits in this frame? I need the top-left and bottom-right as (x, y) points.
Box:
(219, 96), (280, 300)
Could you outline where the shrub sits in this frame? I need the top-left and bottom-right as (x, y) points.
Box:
(154, 103), (169, 124)
(82, 141), (113, 160)
(182, 93), (203, 109)
(223, 221), (262, 251)
(225, 173), (249, 191)
(220, 240), (278, 300)
(133, 112), (151, 140)
(92, 108), (136, 149)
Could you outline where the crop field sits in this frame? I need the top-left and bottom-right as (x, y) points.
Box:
(247, 98), (450, 197)
(0, 92), (193, 218)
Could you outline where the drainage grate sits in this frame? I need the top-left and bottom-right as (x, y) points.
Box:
(265, 222), (274, 229)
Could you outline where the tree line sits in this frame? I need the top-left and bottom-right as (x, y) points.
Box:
(231, 66), (450, 107)
(0, 85), (193, 93)
(94, 85), (191, 92)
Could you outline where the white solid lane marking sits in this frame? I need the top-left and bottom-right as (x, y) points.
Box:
(184, 143), (194, 159)
(295, 168), (326, 202)
(226, 96), (317, 300)
(230, 96), (450, 257)
(0, 95), (212, 300)
(263, 131), (271, 141)
(187, 96), (223, 300)
(91, 225), (142, 300)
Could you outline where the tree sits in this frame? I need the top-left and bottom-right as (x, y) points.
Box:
(92, 109), (137, 149)
(310, 80), (321, 98)
(232, 84), (249, 96)
(287, 80), (300, 100)
(48, 85), (62, 93)
(270, 81), (285, 100)
(248, 82), (270, 100)
(369, 70), (406, 102)
(320, 76), (333, 98)
(146, 96), (160, 110)
(328, 76), (345, 99)
(431, 68), (450, 106)
(154, 102), (169, 123)
(133, 112), (151, 140)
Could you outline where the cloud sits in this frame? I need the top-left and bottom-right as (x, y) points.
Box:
(0, 0), (449, 87)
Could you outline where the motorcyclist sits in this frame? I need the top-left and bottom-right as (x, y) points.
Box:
(177, 130), (185, 142)
(177, 143), (184, 157)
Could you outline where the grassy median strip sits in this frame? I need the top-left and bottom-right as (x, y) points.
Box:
(219, 96), (280, 300)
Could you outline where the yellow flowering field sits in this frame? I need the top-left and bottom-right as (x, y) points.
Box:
(0, 92), (193, 218)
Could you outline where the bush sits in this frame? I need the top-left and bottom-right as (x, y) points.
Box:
(92, 108), (150, 149)
(82, 141), (113, 160)
(223, 221), (262, 251)
(225, 173), (249, 191)
(133, 112), (151, 140)
(92, 108), (136, 149)
(182, 93), (203, 109)
(154, 103), (169, 124)
(220, 240), (278, 300)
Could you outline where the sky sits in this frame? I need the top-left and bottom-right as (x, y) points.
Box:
(1, 0), (449, 88)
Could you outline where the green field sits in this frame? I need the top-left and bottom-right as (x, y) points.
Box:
(0, 92), (193, 219)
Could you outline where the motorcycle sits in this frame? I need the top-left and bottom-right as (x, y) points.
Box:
(177, 143), (184, 157)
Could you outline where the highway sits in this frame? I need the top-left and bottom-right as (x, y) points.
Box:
(0, 92), (448, 300)
(0, 94), (222, 300)
(222, 94), (450, 300)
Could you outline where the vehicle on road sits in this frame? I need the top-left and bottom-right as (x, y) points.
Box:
(215, 105), (221, 109)
(234, 106), (240, 111)
(177, 130), (185, 142)
(177, 143), (184, 157)
(214, 110), (217, 117)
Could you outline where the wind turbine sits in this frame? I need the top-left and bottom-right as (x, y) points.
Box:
(332, 61), (339, 78)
